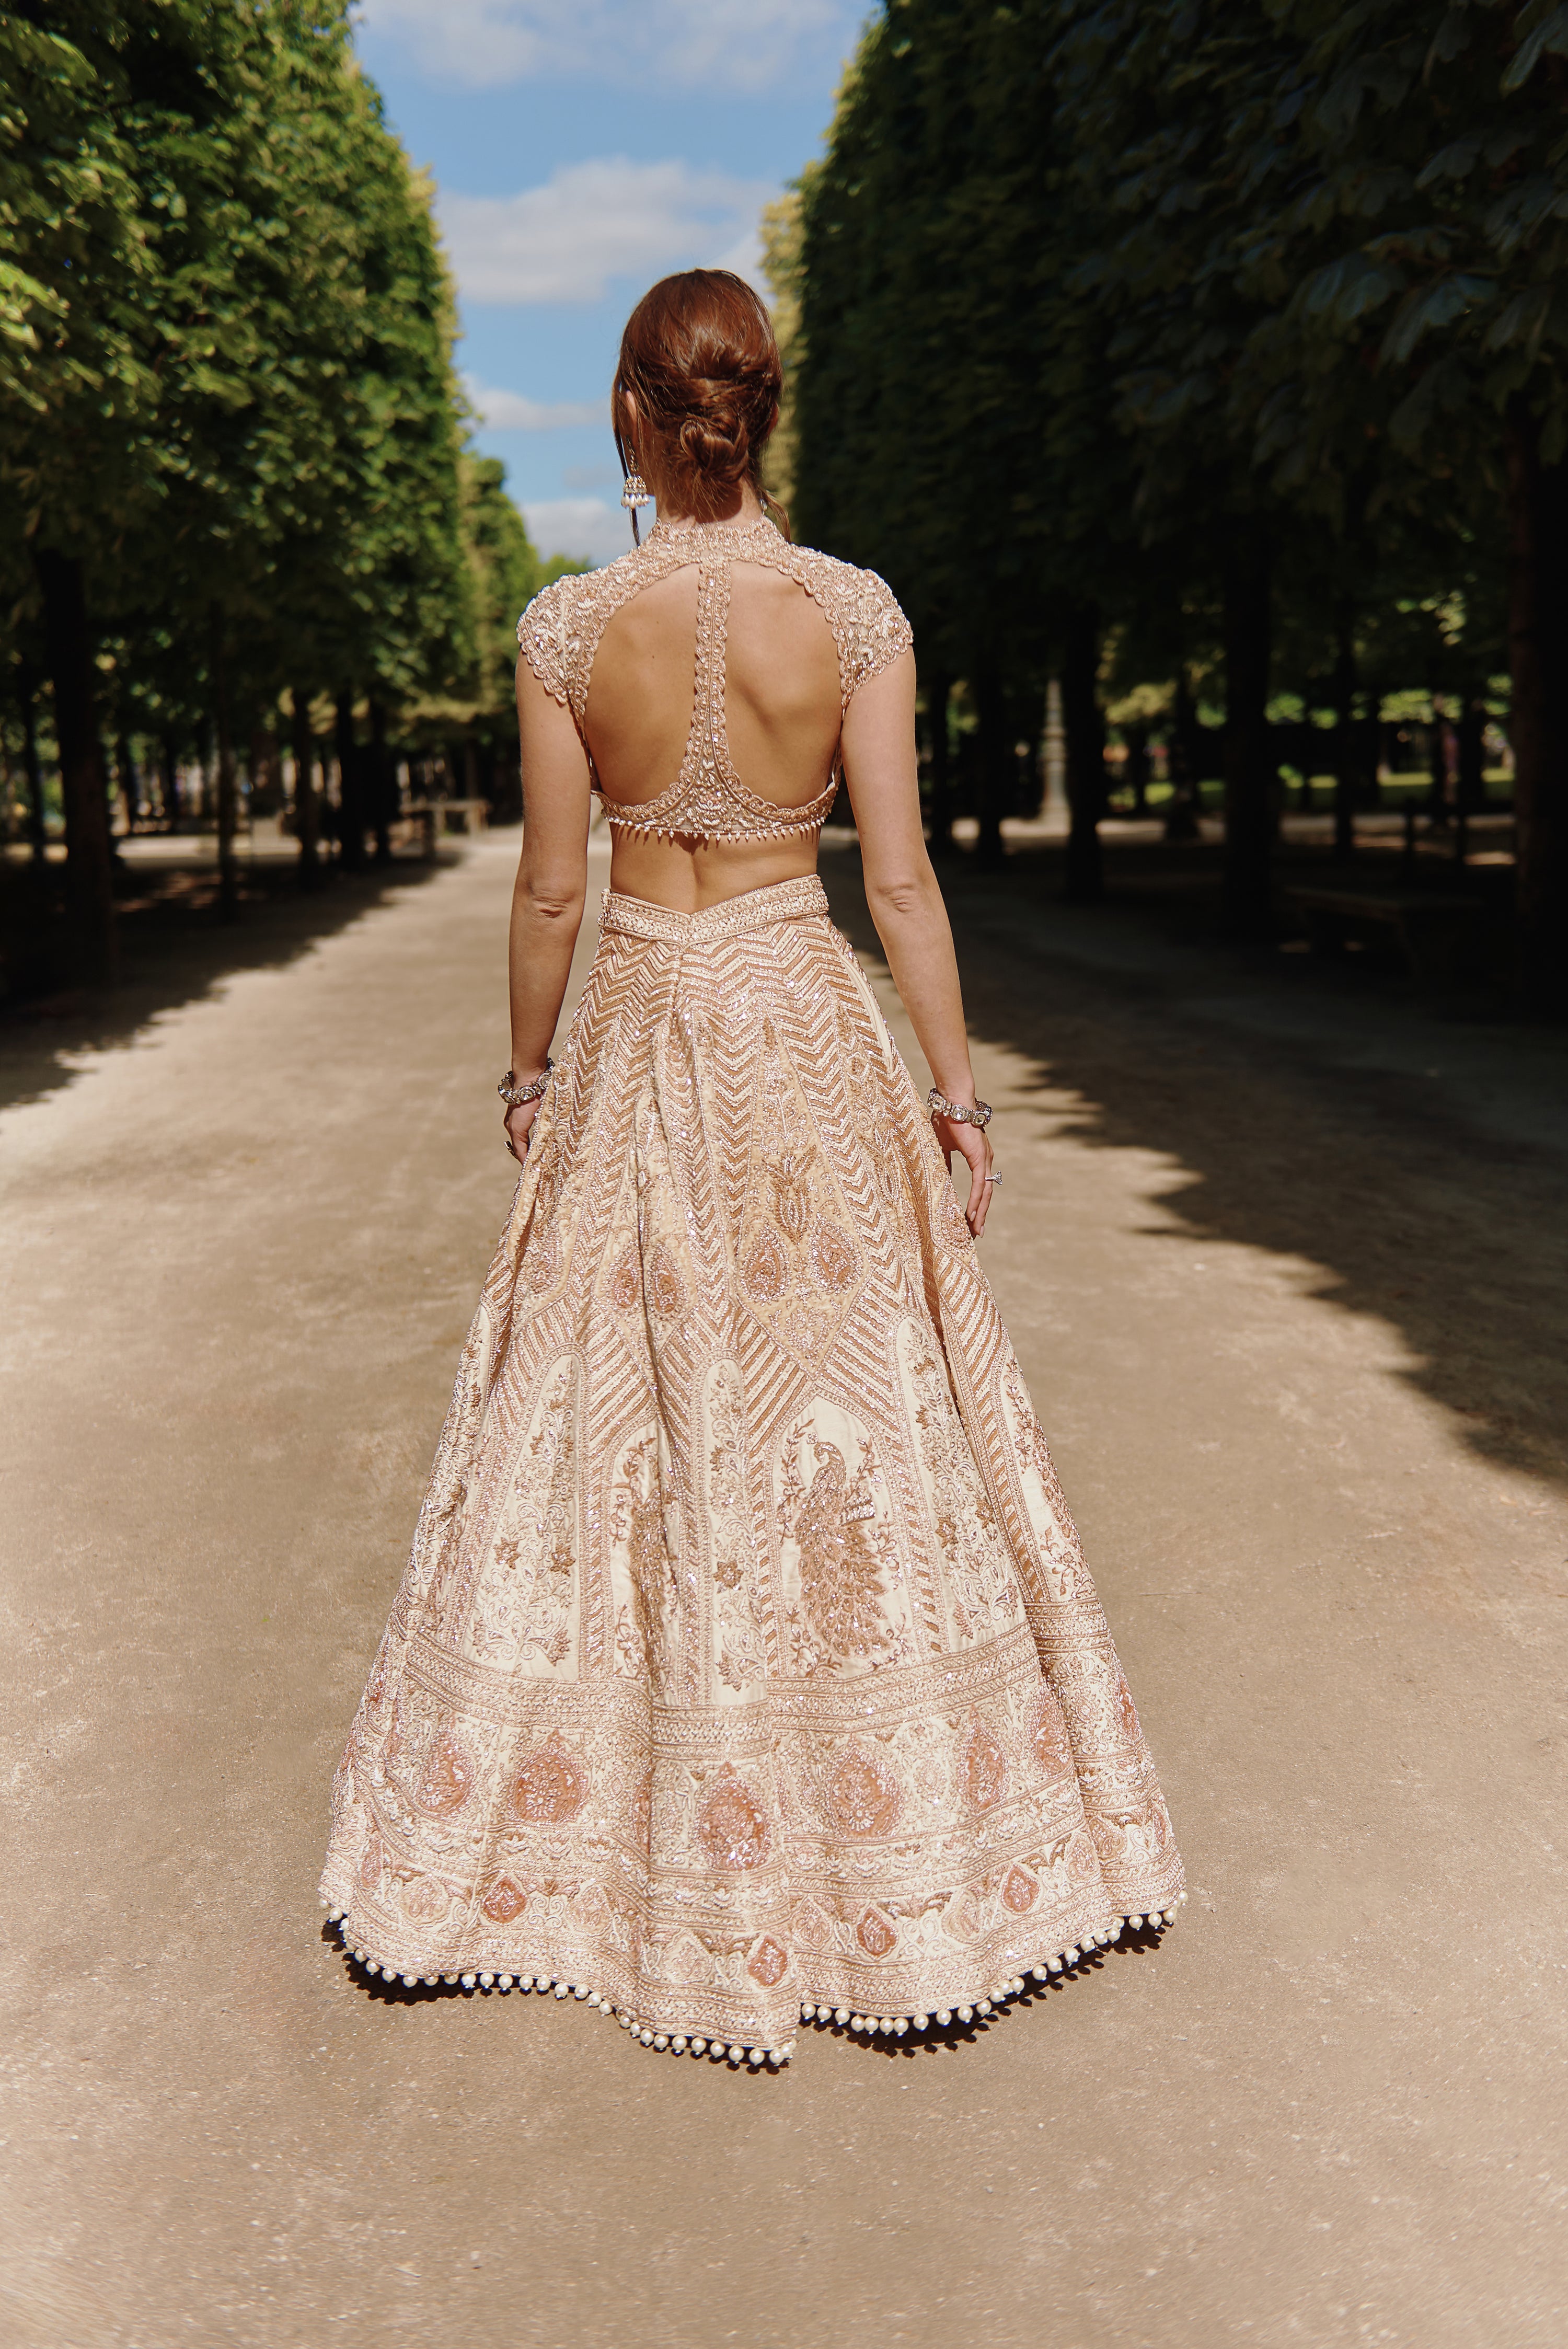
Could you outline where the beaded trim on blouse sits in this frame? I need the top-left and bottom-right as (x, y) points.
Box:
(516, 519), (913, 846)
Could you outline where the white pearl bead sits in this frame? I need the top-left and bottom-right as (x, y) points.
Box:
(834, 2008), (850, 2026)
(554, 1983), (568, 1999)
(639, 2028), (653, 2045)
(1064, 1947), (1079, 1963)
(915, 2014), (930, 2030)
(654, 2034), (668, 2049)
(958, 2005), (973, 2023)
(690, 2037), (706, 2054)
(976, 1999), (992, 2017)
(748, 2048), (764, 2066)
(893, 2019), (908, 2037)
(478, 1972), (494, 1988)
(1032, 1965), (1047, 1981)
(572, 1985), (588, 2000)
(800, 2003), (815, 2020)
(499, 1974), (514, 1989)
(672, 2035), (687, 2051)
(936, 2010), (951, 2026)
(727, 2044), (743, 2062)
(460, 1973), (476, 1989)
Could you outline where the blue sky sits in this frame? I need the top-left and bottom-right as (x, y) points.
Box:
(353, 0), (872, 563)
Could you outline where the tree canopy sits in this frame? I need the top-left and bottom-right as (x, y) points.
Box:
(786, 0), (1568, 1007)
(1, 0), (546, 973)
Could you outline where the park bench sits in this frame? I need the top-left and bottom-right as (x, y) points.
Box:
(405, 797), (490, 857)
(1284, 884), (1482, 985)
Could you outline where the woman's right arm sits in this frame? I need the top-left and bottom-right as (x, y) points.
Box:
(503, 661), (594, 1159)
(839, 649), (996, 1236)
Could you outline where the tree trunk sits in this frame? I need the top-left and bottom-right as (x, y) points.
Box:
(370, 700), (393, 864)
(1505, 397), (1568, 1016)
(1061, 604), (1104, 902)
(291, 687), (320, 885)
(1221, 525), (1273, 939)
(1457, 698), (1485, 814)
(116, 733), (139, 834)
(1331, 618), (1357, 866)
(337, 690), (366, 871)
(18, 661), (47, 863)
(1124, 722), (1150, 814)
(1164, 677), (1201, 841)
(160, 734), (181, 831)
(1426, 693), (1450, 825)
(31, 545), (118, 983)
(972, 667), (1007, 870)
(925, 672), (955, 856)
(211, 619), (239, 924)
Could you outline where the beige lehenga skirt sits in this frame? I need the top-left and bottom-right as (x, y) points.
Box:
(320, 874), (1184, 2063)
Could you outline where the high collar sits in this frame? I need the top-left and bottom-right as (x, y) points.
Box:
(644, 514), (784, 552)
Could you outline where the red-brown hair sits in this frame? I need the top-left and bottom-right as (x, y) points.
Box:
(614, 269), (787, 534)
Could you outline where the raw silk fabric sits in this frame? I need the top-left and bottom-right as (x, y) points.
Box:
(320, 875), (1183, 2050)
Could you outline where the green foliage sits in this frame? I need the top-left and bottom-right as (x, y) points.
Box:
(0, 0), (537, 766)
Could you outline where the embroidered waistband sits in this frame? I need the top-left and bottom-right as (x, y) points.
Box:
(598, 874), (829, 946)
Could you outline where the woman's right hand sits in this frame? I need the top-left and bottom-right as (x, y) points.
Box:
(934, 1111), (996, 1237)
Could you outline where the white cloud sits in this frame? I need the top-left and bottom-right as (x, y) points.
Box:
(463, 376), (603, 429)
(440, 158), (773, 307)
(358, 0), (852, 95)
(523, 497), (636, 567)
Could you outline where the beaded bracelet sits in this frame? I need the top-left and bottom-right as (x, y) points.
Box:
(499, 1060), (553, 1109)
(927, 1086), (991, 1131)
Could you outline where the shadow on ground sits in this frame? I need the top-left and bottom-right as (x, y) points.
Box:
(0, 847), (466, 1116)
(830, 840), (1568, 1498)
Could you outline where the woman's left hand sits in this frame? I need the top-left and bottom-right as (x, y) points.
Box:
(935, 1113), (996, 1237)
(503, 1099), (540, 1163)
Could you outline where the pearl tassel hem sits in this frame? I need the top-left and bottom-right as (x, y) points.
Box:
(320, 1894), (1185, 2068)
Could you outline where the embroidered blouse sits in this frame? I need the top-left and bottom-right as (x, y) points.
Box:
(515, 516), (913, 844)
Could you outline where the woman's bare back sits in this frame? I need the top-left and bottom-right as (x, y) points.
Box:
(516, 515), (913, 912)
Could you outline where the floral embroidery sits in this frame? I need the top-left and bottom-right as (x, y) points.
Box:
(320, 878), (1182, 2048)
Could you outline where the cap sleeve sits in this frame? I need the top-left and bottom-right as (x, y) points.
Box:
(839, 567), (914, 706)
(516, 577), (574, 710)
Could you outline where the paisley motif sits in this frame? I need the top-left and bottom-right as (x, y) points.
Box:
(321, 869), (1183, 2048)
(963, 1720), (1008, 1812)
(511, 1735), (589, 1823)
(857, 1907), (897, 1958)
(743, 1227), (789, 1304)
(809, 1218), (858, 1294)
(696, 1770), (771, 1871)
(747, 1936), (790, 1987)
(824, 1746), (903, 1839)
(413, 1729), (472, 1818)
(481, 1876), (528, 1924)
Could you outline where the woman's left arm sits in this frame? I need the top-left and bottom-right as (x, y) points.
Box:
(503, 662), (594, 1159)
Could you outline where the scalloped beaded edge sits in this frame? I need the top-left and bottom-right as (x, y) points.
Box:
(320, 1895), (1184, 2067)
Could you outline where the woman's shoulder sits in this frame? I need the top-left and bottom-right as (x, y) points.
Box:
(787, 543), (914, 701)
(517, 547), (657, 707)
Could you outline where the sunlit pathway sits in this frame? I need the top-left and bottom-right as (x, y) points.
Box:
(2, 833), (1564, 2349)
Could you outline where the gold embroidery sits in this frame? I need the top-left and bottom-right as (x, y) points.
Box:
(321, 876), (1183, 2046)
(516, 522), (913, 845)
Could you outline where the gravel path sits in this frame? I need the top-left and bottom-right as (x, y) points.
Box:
(3, 832), (1564, 2348)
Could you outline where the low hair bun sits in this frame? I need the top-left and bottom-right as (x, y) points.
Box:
(615, 271), (784, 527)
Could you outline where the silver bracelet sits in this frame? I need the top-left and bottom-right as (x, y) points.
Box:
(927, 1086), (991, 1132)
(499, 1060), (552, 1108)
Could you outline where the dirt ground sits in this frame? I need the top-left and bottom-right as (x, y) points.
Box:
(3, 830), (1565, 2349)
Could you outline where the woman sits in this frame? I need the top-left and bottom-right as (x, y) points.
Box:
(321, 270), (1183, 2066)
